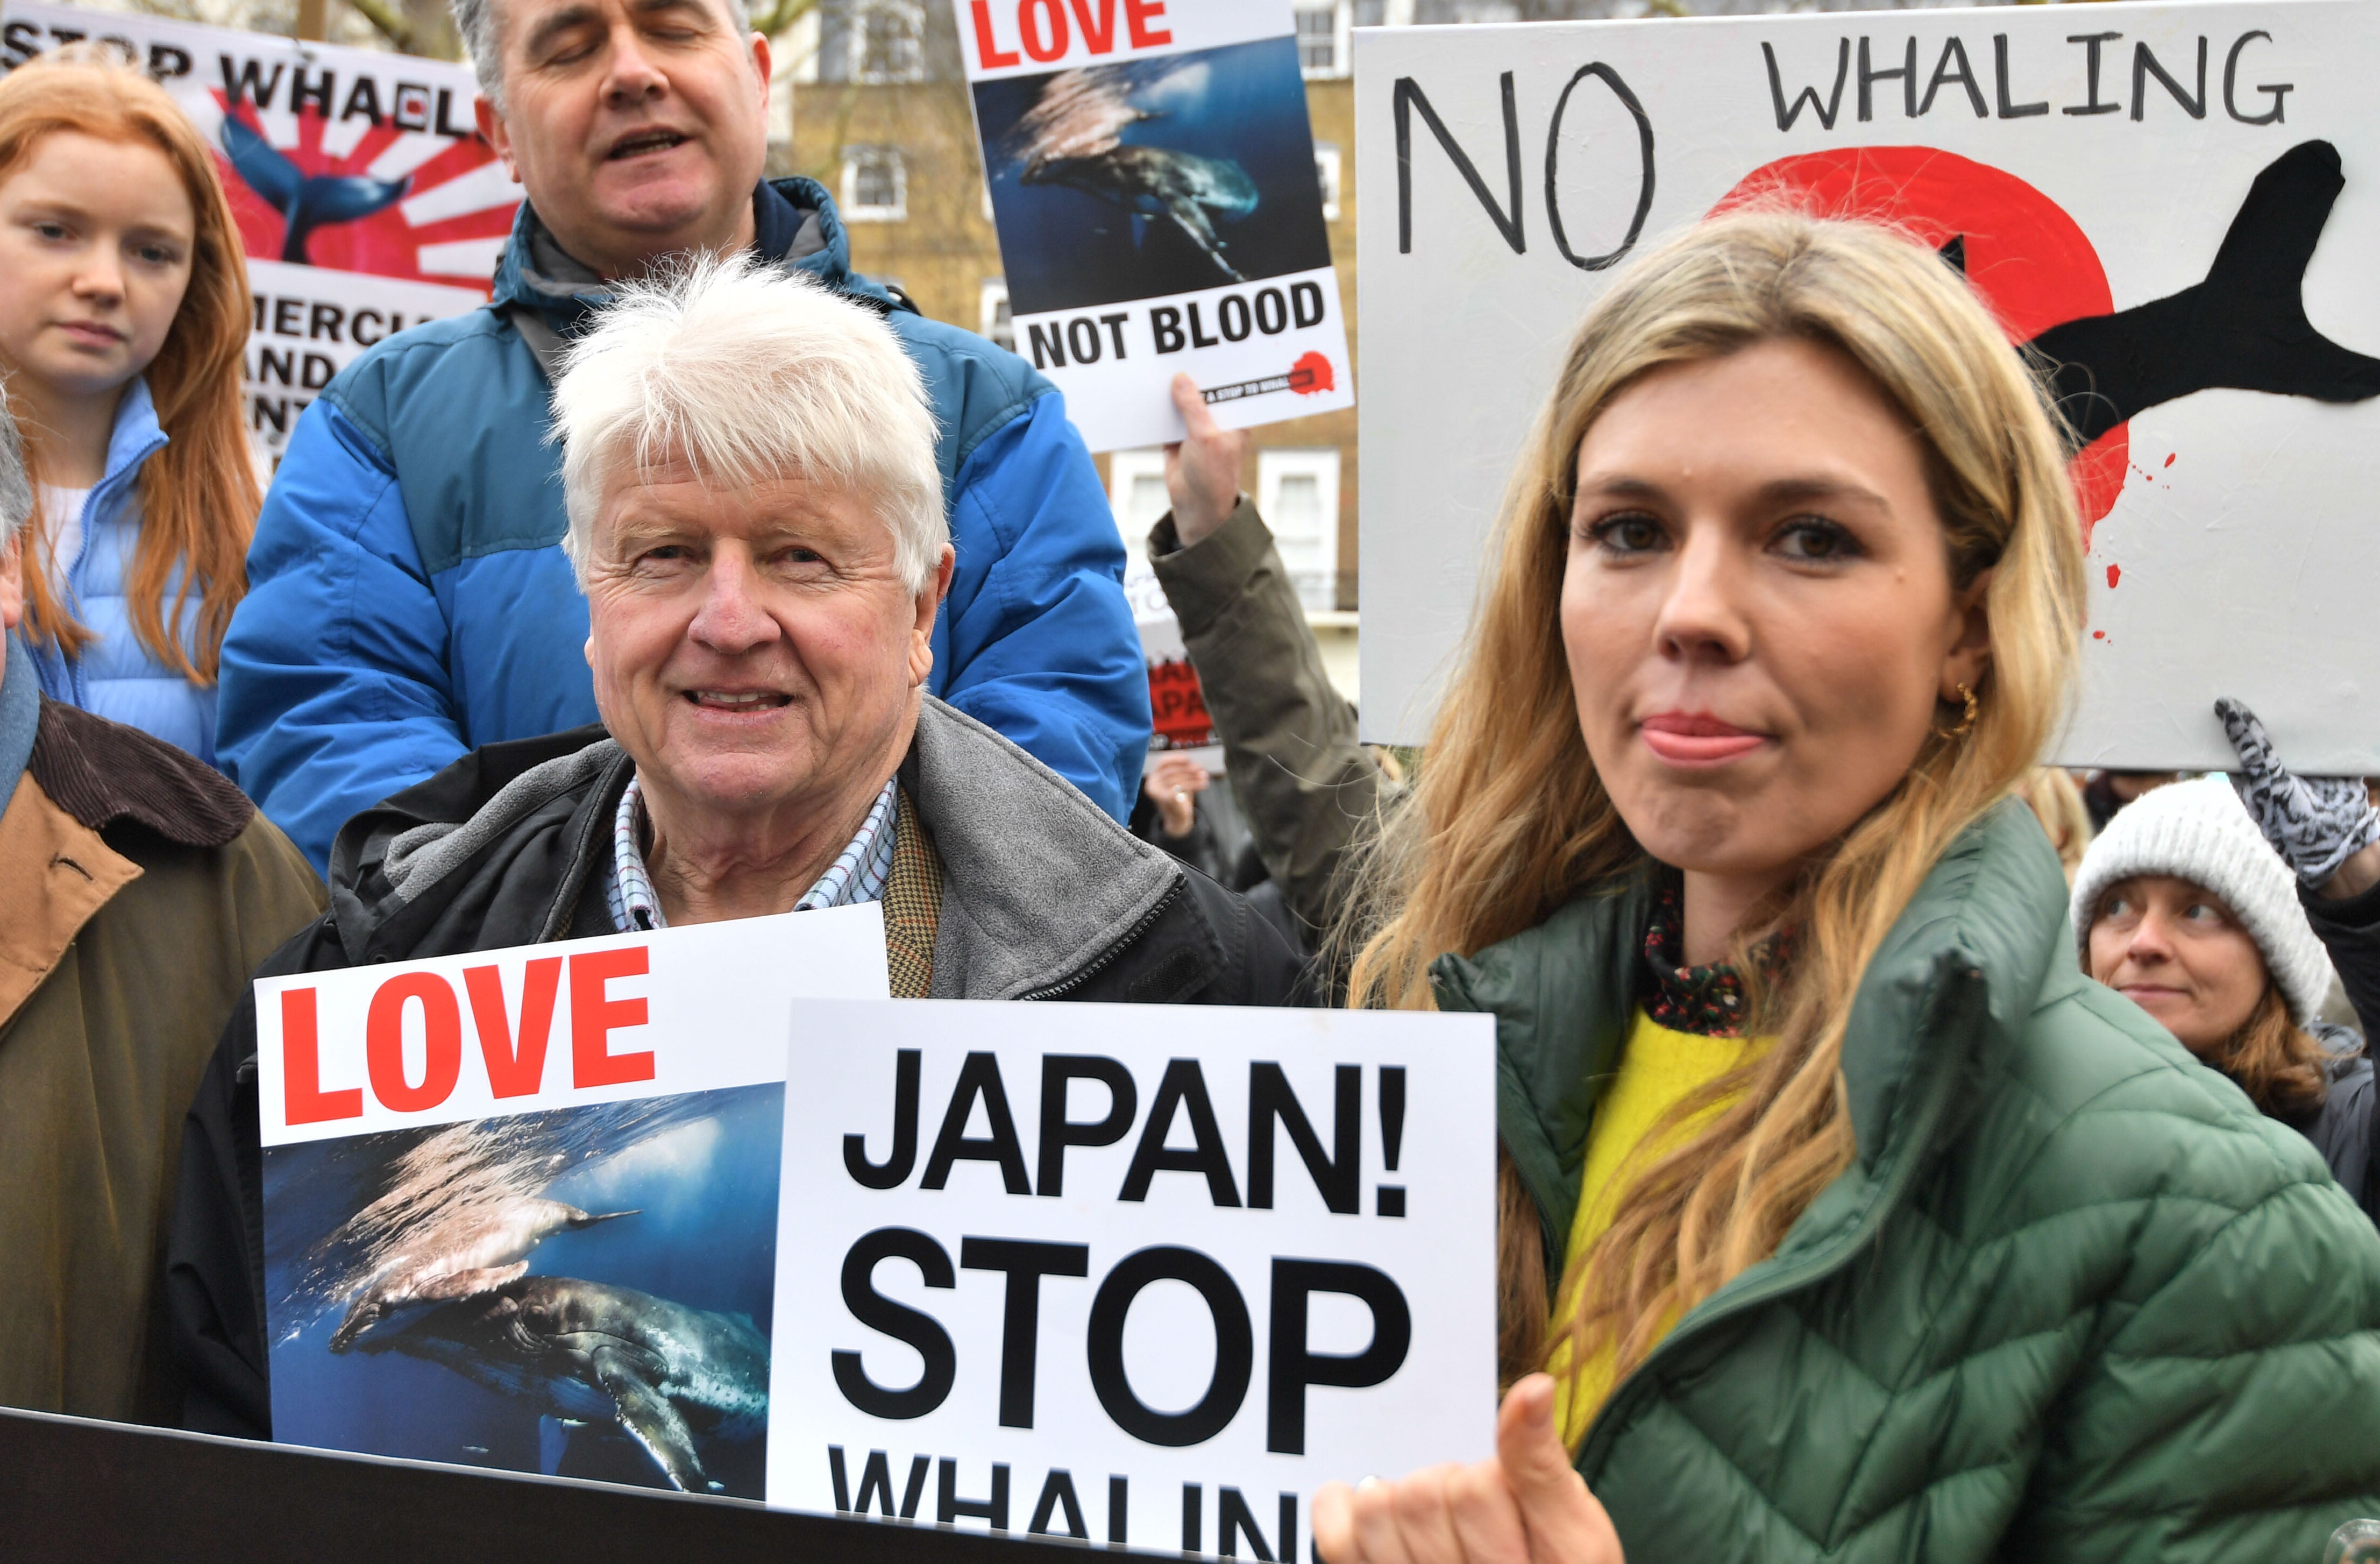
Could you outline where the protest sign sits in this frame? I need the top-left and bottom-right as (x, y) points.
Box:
(1355, 0), (2380, 773)
(767, 999), (1497, 1552)
(255, 907), (890, 1499)
(956, 0), (1354, 452)
(0, 4), (508, 456)
(1122, 544), (1223, 769)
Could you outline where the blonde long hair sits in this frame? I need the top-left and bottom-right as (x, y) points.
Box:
(0, 46), (260, 682)
(1344, 213), (2087, 1421)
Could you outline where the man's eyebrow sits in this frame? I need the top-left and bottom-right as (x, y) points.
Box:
(521, 2), (602, 56)
(628, 0), (721, 24)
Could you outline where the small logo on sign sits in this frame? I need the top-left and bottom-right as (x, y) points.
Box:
(1201, 352), (1336, 406)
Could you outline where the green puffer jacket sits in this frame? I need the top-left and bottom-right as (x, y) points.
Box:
(1432, 801), (2380, 1562)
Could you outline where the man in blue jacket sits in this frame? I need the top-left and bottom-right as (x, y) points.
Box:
(218, 0), (1148, 870)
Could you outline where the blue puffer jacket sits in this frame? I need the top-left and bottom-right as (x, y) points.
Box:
(24, 379), (219, 765)
(219, 178), (1149, 871)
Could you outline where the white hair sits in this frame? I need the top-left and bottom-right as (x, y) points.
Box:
(551, 256), (945, 593)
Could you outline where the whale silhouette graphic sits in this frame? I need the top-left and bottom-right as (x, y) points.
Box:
(2007, 140), (2380, 445)
(219, 112), (411, 265)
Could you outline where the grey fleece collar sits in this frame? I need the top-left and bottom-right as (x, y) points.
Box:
(905, 698), (1182, 1000)
(369, 699), (1181, 1000)
(380, 738), (622, 908)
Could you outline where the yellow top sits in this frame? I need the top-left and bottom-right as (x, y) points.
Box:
(1548, 1009), (1765, 1445)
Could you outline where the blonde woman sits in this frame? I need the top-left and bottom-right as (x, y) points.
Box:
(1309, 214), (2380, 1563)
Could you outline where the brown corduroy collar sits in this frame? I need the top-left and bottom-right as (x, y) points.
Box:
(27, 698), (254, 849)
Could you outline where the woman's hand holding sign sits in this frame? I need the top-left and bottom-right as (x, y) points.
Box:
(1312, 1375), (1624, 1564)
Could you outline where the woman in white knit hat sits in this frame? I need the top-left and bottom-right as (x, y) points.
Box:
(2074, 700), (2380, 1219)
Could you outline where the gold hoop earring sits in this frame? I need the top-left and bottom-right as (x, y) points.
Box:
(1936, 681), (1979, 740)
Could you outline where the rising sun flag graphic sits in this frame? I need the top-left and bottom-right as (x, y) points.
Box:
(205, 83), (517, 287)
(0, 3), (526, 454)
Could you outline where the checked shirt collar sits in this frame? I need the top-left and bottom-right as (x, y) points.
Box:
(606, 774), (900, 933)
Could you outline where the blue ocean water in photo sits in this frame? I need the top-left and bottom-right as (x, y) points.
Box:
(264, 1083), (784, 1497)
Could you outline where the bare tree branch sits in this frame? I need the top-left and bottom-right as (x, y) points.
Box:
(342, 0), (416, 49)
(752, 0), (819, 42)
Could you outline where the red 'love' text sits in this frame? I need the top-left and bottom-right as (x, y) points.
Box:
(968, 0), (1170, 70)
(280, 945), (656, 1124)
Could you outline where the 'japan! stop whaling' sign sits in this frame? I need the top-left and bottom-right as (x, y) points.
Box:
(768, 1000), (1496, 1553)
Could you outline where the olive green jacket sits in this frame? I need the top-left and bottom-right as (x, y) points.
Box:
(1433, 802), (2380, 1562)
(0, 692), (322, 1423)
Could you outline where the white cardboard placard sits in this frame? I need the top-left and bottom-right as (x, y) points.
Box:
(1356, 1), (2380, 773)
(955, 0), (1354, 451)
(766, 999), (1497, 1552)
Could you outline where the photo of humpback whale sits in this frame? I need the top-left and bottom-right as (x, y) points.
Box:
(1021, 141), (1260, 282)
(975, 36), (1332, 315)
(326, 1196), (637, 1353)
(263, 1084), (783, 1492)
(356, 1275), (769, 1495)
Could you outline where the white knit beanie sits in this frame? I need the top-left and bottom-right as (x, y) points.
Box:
(2070, 775), (2334, 1024)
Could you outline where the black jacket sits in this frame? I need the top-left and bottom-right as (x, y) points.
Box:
(167, 698), (1304, 1437)
(2303, 874), (2380, 1218)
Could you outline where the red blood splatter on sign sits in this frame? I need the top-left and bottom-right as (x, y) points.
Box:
(1713, 149), (2124, 539)
(2164, 452), (2176, 468)
(1290, 351), (1334, 395)
(2106, 563), (2121, 588)
(2092, 629), (2106, 639)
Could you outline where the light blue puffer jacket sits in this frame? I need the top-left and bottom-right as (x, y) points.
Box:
(23, 379), (220, 766)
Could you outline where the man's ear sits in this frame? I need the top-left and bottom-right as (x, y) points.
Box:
(1941, 565), (1995, 700)
(747, 29), (772, 102)
(909, 546), (955, 688)
(475, 95), (521, 181)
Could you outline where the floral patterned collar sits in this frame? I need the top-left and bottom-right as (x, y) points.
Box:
(1641, 872), (1797, 1038)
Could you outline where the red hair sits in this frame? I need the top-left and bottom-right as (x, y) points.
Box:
(0, 45), (259, 681)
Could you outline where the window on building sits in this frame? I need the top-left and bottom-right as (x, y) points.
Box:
(850, 0), (924, 82)
(1314, 143), (1342, 222)
(1295, 5), (1341, 75)
(1105, 448), (1174, 618)
(1109, 449), (1172, 541)
(1353, 0), (1388, 25)
(1257, 449), (1342, 611)
(841, 146), (906, 222)
(980, 280), (1013, 352)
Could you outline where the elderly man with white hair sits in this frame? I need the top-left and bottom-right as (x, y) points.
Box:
(166, 262), (1303, 1441)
